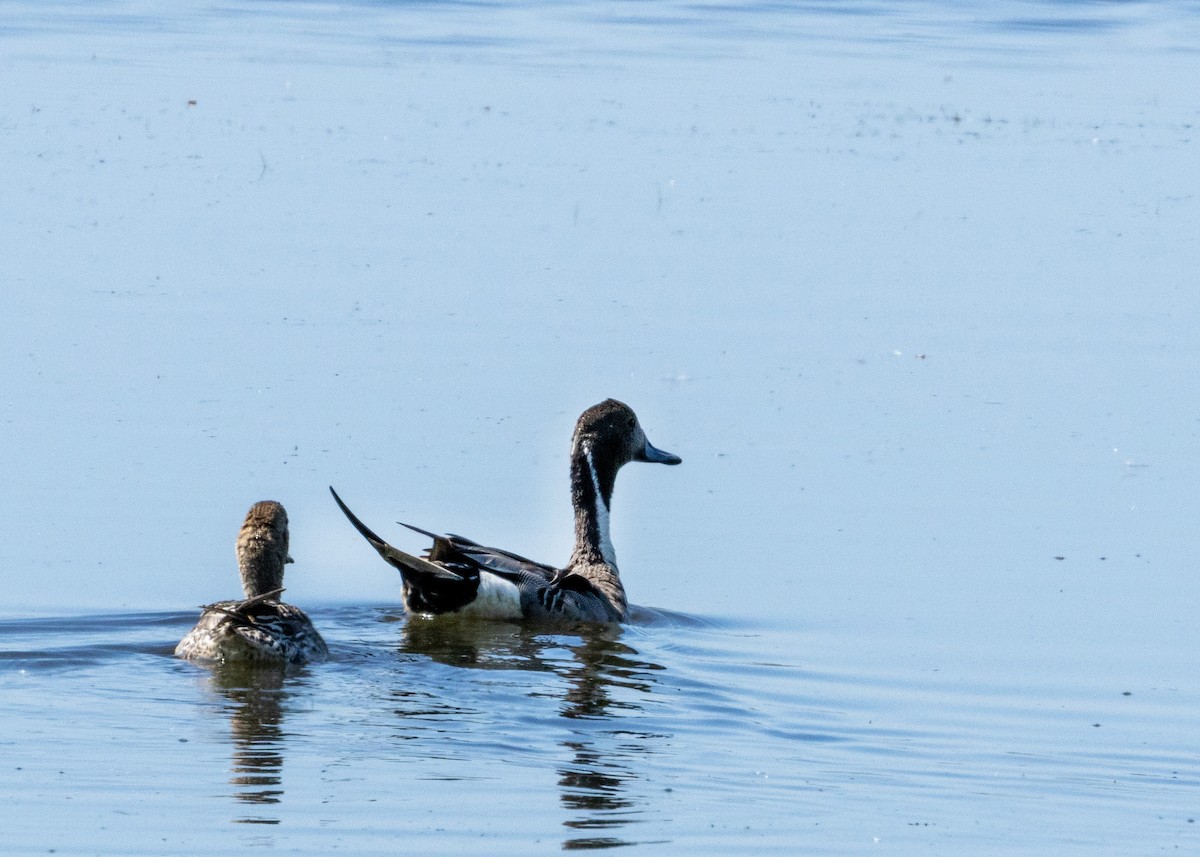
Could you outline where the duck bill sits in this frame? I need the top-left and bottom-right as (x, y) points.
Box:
(638, 438), (682, 465)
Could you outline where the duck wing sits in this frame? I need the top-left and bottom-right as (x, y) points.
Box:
(227, 601), (328, 663)
(429, 530), (559, 582)
(182, 594), (328, 664)
(330, 487), (621, 622)
(441, 541), (622, 623)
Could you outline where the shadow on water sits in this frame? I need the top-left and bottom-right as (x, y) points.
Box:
(398, 617), (670, 850)
(203, 660), (299, 826)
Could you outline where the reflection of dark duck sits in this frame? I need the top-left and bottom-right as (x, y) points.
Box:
(399, 615), (553, 670)
(331, 399), (681, 624)
(395, 615), (662, 848)
(390, 613), (666, 849)
(558, 629), (660, 719)
(396, 615), (661, 713)
(176, 501), (328, 665)
(395, 614), (625, 670)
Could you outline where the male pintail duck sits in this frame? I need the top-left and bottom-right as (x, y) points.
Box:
(176, 501), (329, 665)
(330, 399), (681, 624)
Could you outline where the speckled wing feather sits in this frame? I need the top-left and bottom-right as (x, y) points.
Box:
(227, 601), (329, 664)
(176, 594), (328, 664)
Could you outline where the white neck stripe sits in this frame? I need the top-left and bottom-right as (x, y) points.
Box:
(584, 448), (616, 566)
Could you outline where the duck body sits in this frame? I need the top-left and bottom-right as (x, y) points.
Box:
(331, 399), (680, 625)
(327, 506), (628, 624)
(175, 592), (328, 665)
(177, 500), (329, 665)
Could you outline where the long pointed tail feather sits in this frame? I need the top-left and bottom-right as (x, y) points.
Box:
(328, 486), (463, 582)
(398, 520), (443, 541)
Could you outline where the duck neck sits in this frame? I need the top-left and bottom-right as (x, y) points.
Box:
(238, 537), (285, 598)
(569, 442), (617, 568)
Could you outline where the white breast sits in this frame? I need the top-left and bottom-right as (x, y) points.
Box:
(458, 571), (524, 619)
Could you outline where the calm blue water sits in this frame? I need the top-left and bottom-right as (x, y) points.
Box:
(3, 0), (1199, 853)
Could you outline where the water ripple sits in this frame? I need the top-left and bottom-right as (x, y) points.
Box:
(1, 605), (1198, 850)
(2, 0), (1196, 67)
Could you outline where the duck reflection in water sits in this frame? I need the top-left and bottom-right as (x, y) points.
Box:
(397, 617), (667, 849)
(206, 661), (294, 825)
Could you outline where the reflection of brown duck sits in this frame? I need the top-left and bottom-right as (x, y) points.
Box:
(208, 661), (290, 823)
(332, 399), (680, 623)
(177, 501), (327, 665)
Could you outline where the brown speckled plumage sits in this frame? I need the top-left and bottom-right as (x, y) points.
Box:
(176, 501), (328, 664)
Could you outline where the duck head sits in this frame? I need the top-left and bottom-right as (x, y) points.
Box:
(236, 500), (293, 598)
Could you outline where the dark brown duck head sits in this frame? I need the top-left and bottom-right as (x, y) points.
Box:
(568, 399), (680, 568)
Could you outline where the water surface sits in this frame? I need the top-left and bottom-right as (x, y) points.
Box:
(3, 0), (1199, 853)
(4, 604), (1195, 853)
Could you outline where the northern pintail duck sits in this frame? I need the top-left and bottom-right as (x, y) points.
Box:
(330, 399), (681, 624)
(176, 501), (329, 664)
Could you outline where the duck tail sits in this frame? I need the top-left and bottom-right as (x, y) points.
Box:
(329, 486), (463, 582)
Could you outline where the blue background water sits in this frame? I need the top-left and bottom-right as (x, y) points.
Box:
(2, 1), (1199, 853)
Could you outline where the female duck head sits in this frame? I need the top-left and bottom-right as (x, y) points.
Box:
(236, 500), (293, 598)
